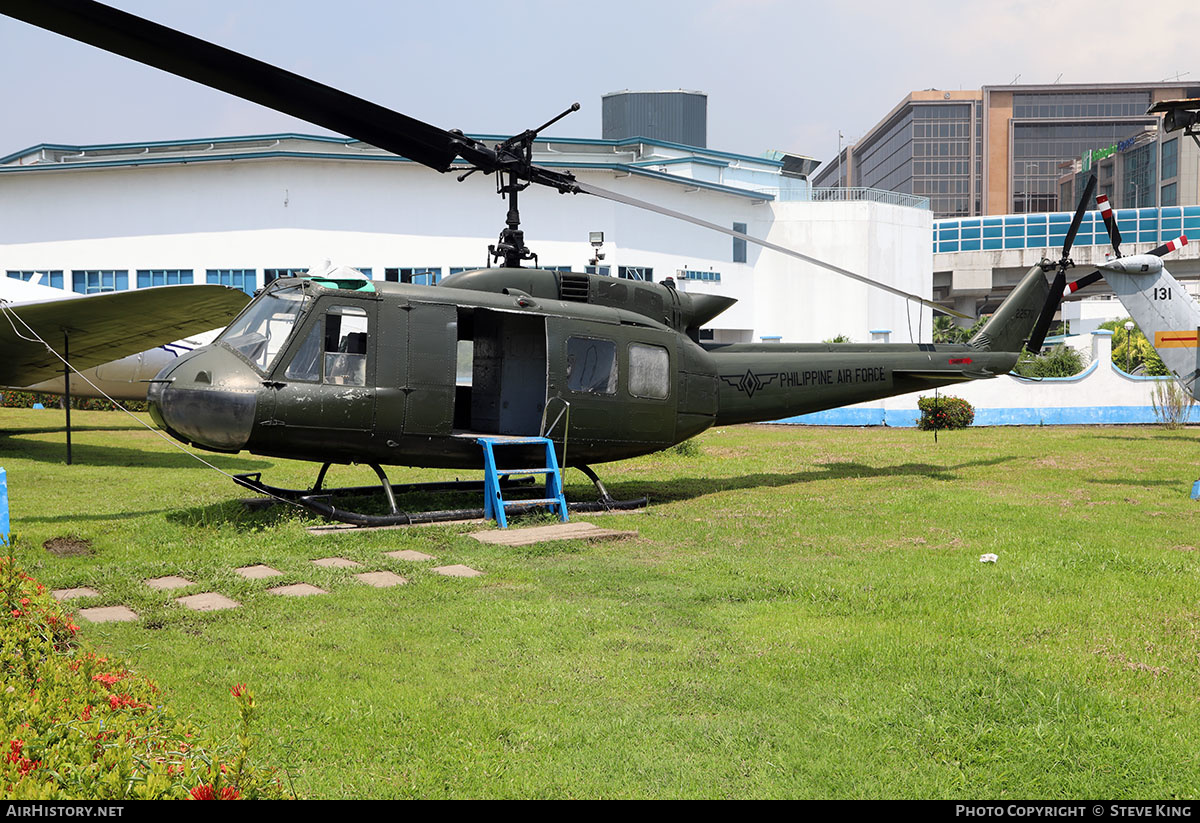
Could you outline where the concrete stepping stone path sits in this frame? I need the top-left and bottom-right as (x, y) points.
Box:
(236, 564), (283, 579)
(60, 547), (487, 625)
(355, 571), (407, 588)
(268, 583), (327, 597)
(78, 605), (138, 623)
(52, 587), (100, 601)
(144, 575), (194, 591)
(176, 593), (240, 612)
(432, 564), (484, 578)
(386, 550), (436, 562)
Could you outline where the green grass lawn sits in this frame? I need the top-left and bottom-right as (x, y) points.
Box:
(5, 408), (1200, 798)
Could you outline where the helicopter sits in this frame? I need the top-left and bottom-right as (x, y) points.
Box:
(0, 0), (1078, 525)
(1056, 98), (1197, 397)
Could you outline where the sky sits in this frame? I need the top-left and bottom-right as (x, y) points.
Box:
(0, 0), (1196, 170)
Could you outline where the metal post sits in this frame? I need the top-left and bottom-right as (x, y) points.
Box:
(63, 331), (71, 465)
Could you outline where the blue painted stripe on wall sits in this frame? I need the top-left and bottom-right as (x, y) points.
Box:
(775, 409), (888, 426)
(772, 405), (1200, 427)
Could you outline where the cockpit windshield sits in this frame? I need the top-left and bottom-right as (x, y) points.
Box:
(217, 285), (309, 372)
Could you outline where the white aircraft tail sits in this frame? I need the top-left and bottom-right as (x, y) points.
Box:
(1077, 189), (1199, 394)
(1096, 246), (1200, 394)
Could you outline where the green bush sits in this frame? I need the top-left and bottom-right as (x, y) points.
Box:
(916, 395), (975, 430)
(1013, 344), (1085, 378)
(669, 438), (701, 457)
(1, 555), (292, 800)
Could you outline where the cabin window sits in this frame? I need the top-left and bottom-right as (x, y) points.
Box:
(628, 343), (670, 400)
(323, 306), (369, 386)
(566, 336), (617, 395)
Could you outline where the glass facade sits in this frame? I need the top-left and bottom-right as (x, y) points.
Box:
(1161, 138), (1178, 182)
(850, 99), (981, 218)
(1012, 122), (1152, 213)
(1011, 91), (1151, 119)
(934, 205), (1200, 254)
(910, 104), (979, 218)
(855, 110), (913, 196)
(1121, 142), (1156, 208)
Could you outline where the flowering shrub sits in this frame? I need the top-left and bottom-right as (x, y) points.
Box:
(916, 395), (975, 431)
(1, 557), (292, 799)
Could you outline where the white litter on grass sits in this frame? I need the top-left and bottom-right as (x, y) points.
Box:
(979, 553), (998, 563)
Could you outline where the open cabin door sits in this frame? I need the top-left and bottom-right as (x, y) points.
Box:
(462, 310), (548, 436)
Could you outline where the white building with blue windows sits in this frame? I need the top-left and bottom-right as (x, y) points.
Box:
(0, 132), (937, 346)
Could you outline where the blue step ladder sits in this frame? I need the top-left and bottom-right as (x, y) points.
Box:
(476, 436), (569, 529)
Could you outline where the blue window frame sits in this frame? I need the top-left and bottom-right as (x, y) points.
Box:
(137, 269), (193, 288)
(732, 222), (747, 263)
(585, 266), (611, 276)
(7, 270), (64, 289)
(618, 266), (653, 282)
(72, 270), (128, 294)
(679, 270), (721, 283)
(384, 267), (442, 285)
(264, 268), (307, 286)
(207, 269), (257, 295)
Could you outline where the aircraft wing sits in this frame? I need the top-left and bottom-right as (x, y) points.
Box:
(0, 284), (248, 386)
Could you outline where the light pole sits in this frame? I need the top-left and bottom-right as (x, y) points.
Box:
(1124, 320), (1135, 373)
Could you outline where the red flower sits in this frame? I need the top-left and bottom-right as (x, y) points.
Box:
(230, 684), (246, 698)
(189, 784), (216, 800)
(187, 784), (241, 800)
(81, 705), (92, 721)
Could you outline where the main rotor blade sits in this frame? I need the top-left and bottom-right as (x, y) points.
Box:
(1062, 174), (1097, 260)
(0, 0), (465, 172)
(1067, 271), (1103, 294)
(575, 180), (973, 320)
(1149, 235), (1189, 257)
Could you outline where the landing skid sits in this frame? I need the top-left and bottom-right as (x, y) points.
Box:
(233, 462), (646, 527)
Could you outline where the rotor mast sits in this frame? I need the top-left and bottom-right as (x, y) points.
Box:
(482, 103), (581, 269)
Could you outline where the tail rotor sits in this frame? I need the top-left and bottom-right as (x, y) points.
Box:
(1027, 174), (1097, 352)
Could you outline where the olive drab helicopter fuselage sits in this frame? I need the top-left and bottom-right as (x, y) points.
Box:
(148, 264), (1049, 473)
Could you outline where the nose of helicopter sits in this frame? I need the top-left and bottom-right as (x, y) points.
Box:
(147, 345), (261, 452)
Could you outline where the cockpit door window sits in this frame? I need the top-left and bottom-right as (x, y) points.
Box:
(282, 305), (369, 386)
